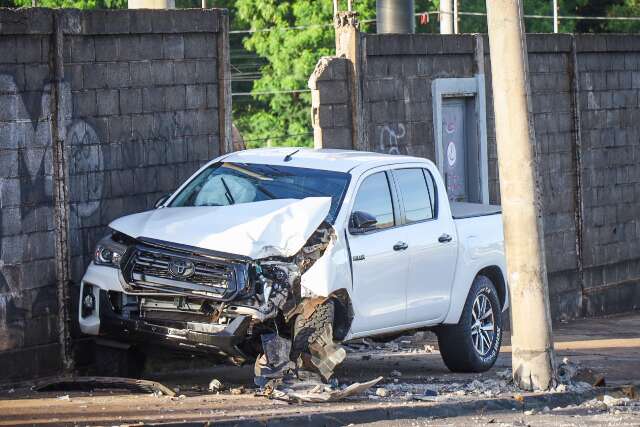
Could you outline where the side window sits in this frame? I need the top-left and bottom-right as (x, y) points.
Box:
(395, 168), (434, 223)
(423, 168), (437, 218)
(352, 172), (395, 230)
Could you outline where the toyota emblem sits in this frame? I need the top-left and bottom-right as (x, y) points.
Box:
(168, 259), (195, 278)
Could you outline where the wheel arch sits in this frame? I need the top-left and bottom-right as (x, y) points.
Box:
(477, 266), (508, 310)
(443, 263), (509, 324)
(330, 288), (354, 341)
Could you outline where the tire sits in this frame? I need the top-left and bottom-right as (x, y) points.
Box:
(437, 275), (503, 373)
(291, 300), (335, 369)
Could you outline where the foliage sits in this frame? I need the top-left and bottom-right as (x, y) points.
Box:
(234, 0), (371, 147)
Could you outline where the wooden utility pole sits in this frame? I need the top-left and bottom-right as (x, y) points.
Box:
(485, 0), (557, 391)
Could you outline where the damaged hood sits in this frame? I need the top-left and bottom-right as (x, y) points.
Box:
(110, 197), (332, 260)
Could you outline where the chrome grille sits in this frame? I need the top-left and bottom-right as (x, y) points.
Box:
(121, 243), (248, 301)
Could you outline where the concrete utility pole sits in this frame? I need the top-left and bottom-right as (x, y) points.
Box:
(376, 0), (415, 34)
(440, 0), (453, 34)
(553, 0), (559, 33)
(485, 0), (557, 391)
(453, 0), (459, 34)
(128, 0), (174, 9)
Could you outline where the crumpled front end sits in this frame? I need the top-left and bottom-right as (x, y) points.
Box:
(78, 197), (344, 368)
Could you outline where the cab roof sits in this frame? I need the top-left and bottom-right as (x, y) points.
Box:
(220, 148), (431, 173)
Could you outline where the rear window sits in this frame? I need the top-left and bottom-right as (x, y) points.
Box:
(394, 168), (435, 223)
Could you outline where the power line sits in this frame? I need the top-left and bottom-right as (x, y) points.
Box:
(229, 12), (640, 35)
(232, 89), (311, 97)
(436, 10), (640, 21)
(242, 132), (313, 143)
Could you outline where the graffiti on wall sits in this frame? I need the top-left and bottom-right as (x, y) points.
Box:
(378, 123), (407, 155)
(0, 74), (102, 349)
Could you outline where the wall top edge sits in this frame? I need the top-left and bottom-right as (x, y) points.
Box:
(0, 7), (225, 35)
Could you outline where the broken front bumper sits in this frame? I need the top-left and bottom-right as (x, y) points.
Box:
(97, 291), (251, 362)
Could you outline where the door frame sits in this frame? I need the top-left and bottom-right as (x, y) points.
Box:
(432, 76), (489, 204)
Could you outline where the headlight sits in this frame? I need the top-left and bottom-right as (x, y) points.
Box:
(94, 234), (127, 268)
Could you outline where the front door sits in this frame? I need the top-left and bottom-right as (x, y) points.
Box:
(348, 171), (409, 333)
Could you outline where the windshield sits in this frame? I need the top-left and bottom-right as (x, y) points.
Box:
(169, 162), (351, 223)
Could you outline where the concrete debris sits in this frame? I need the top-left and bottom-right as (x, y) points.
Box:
(208, 379), (223, 393)
(344, 334), (437, 356)
(496, 368), (512, 381)
(283, 376), (384, 403)
(375, 387), (389, 397)
(557, 357), (605, 387)
(230, 387), (245, 395)
(557, 357), (578, 383)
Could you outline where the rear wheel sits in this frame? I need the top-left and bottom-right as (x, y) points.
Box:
(437, 275), (502, 372)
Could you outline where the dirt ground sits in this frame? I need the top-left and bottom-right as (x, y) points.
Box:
(1, 312), (639, 426)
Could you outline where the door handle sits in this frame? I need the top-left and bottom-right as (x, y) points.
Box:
(438, 234), (453, 243)
(393, 241), (408, 251)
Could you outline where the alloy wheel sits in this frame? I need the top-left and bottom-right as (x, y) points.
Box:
(470, 293), (495, 356)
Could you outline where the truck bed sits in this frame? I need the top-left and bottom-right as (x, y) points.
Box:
(451, 202), (501, 219)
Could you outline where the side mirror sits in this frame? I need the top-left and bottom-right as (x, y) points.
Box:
(349, 211), (377, 234)
(154, 192), (172, 209)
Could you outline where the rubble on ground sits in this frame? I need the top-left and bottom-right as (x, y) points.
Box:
(343, 331), (437, 358)
(208, 379), (223, 392)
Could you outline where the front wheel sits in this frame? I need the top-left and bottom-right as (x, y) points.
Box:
(437, 275), (502, 373)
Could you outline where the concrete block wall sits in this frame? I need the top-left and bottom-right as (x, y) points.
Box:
(363, 34), (476, 159)
(313, 31), (640, 321)
(0, 8), (231, 383)
(0, 19), (61, 380)
(576, 35), (640, 316)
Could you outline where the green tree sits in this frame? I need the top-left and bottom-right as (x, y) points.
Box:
(235, 0), (374, 147)
(604, 0), (640, 32)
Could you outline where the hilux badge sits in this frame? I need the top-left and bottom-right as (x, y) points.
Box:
(168, 259), (195, 278)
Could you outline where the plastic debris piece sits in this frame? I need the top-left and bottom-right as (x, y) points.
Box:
(285, 376), (384, 403)
(306, 327), (346, 381)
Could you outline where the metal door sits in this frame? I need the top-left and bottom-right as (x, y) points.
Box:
(441, 98), (467, 202)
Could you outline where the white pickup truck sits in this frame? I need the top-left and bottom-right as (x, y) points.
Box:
(79, 148), (508, 377)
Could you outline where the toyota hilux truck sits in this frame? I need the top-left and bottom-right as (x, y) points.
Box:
(79, 148), (508, 377)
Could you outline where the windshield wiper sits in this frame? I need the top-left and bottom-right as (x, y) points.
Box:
(220, 177), (235, 205)
(256, 184), (277, 199)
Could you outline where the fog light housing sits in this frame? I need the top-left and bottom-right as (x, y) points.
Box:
(81, 284), (96, 318)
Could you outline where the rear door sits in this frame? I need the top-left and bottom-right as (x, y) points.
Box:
(347, 170), (409, 333)
(391, 166), (457, 324)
